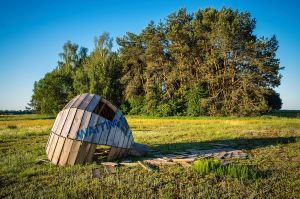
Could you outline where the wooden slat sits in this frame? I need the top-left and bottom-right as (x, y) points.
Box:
(58, 138), (73, 166)
(77, 111), (92, 141)
(71, 93), (88, 108)
(51, 136), (65, 164)
(63, 95), (80, 109)
(46, 132), (55, 153)
(51, 111), (62, 132)
(114, 128), (124, 148)
(47, 134), (59, 161)
(121, 134), (129, 149)
(78, 94), (94, 110)
(55, 109), (70, 136)
(75, 142), (90, 164)
(85, 144), (96, 163)
(107, 147), (120, 161)
(68, 109), (85, 139)
(117, 131), (125, 148)
(98, 119), (110, 145)
(83, 113), (99, 143)
(92, 117), (105, 144)
(67, 140), (82, 165)
(60, 108), (77, 137)
(101, 98), (117, 112)
(106, 125), (117, 146)
(86, 95), (101, 112)
(118, 148), (128, 158)
(127, 135), (133, 149)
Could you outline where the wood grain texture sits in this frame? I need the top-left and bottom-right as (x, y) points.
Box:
(92, 117), (105, 144)
(47, 134), (59, 161)
(83, 113), (99, 143)
(71, 93), (88, 108)
(86, 95), (101, 112)
(77, 111), (92, 140)
(55, 109), (70, 136)
(63, 95), (80, 109)
(78, 94), (95, 110)
(98, 119), (110, 145)
(75, 142), (90, 164)
(67, 140), (82, 165)
(106, 125), (117, 146)
(107, 147), (120, 161)
(46, 132), (55, 153)
(51, 136), (65, 164)
(51, 111), (62, 132)
(60, 108), (77, 137)
(85, 144), (96, 163)
(68, 109), (85, 139)
(58, 138), (73, 166)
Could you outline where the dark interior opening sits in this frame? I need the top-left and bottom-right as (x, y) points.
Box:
(93, 99), (116, 121)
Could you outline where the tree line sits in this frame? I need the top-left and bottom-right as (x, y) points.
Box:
(29, 7), (282, 116)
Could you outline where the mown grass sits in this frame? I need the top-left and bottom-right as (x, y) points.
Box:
(0, 114), (300, 198)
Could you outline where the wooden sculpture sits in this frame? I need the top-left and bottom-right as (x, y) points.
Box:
(45, 93), (148, 166)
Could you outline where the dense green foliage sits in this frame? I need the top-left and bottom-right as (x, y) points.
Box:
(30, 7), (282, 116)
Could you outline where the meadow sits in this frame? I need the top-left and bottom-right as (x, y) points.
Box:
(0, 113), (300, 198)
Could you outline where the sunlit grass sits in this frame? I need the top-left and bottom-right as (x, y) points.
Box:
(0, 115), (299, 198)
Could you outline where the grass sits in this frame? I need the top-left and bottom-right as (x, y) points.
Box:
(193, 158), (262, 180)
(0, 114), (300, 198)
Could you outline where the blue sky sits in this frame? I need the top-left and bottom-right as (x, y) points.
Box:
(0, 0), (299, 110)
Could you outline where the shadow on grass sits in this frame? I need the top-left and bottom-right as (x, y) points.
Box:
(150, 136), (299, 153)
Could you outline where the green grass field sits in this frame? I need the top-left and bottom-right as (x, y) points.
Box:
(0, 114), (300, 198)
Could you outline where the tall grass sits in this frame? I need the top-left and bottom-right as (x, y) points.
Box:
(193, 159), (260, 180)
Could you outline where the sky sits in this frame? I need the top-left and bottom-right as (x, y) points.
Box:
(0, 0), (299, 110)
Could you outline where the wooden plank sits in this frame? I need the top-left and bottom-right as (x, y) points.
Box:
(58, 138), (73, 166)
(75, 142), (90, 164)
(101, 98), (117, 112)
(98, 119), (111, 145)
(117, 148), (127, 158)
(86, 95), (101, 112)
(68, 109), (85, 139)
(47, 134), (59, 161)
(126, 134), (134, 149)
(107, 147), (120, 161)
(121, 134), (129, 149)
(71, 93), (88, 108)
(138, 161), (153, 172)
(92, 116), (105, 144)
(85, 144), (96, 163)
(46, 132), (55, 153)
(77, 111), (92, 141)
(63, 95), (80, 109)
(83, 113), (99, 143)
(78, 94), (95, 110)
(51, 136), (65, 165)
(67, 140), (82, 165)
(117, 131), (125, 148)
(106, 125), (117, 146)
(60, 108), (77, 138)
(51, 111), (62, 132)
(55, 109), (70, 136)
